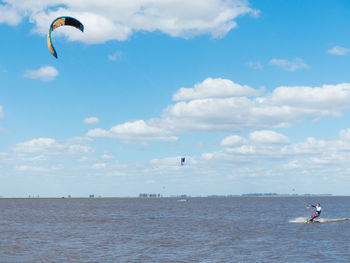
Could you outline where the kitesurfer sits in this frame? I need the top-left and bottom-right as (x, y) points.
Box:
(307, 203), (322, 222)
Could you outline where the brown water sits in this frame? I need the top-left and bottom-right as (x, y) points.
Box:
(1, 196), (350, 262)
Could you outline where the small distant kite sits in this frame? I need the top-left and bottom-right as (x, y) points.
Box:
(181, 157), (185, 166)
(47, 16), (84, 58)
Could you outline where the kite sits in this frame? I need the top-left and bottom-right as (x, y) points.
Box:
(47, 16), (84, 58)
(181, 157), (185, 166)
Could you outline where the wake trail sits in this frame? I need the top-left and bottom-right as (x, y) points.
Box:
(289, 217), (350, 223)
(289, 217), (309, 223)
(318, 218), (350, 223)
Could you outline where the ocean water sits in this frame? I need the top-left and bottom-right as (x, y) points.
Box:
(0, 196), (350, 262)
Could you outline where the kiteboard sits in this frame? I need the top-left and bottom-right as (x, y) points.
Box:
(305, 219), (320, 224)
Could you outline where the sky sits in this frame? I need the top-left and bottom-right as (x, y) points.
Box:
(1, 0), (350, 197)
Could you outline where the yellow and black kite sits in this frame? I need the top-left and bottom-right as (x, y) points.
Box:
(47, 16), (84, 58)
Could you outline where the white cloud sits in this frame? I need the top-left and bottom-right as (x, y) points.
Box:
(12, 138), (60, 153)
(221, 135), (246, 146)
(249, 130), (290, 144)
(339, 128), (350, 141)
(108, 51), (122, 61)
(84, 117), (100, 125)
(173, 77), (261, 101)
(0, 0), (258, 43)
(6, 125), (350, 195)
(164, 83), (350, 132)
(282, 160), (301, 170)
(87, 120), (178, 142)
(68, 145), (92, 154)
(23, 66), (59, 81)
(269, 58), (308, 72)
(220, 131), (290, 158)
(0, 4), (22, 26)
(206, 129), (350, 171)
(12, 137), (94, 154)
(0, 105), (3, 119)
(268, 83), (350, 112)
(328, 46), (349, 56)
(87, 79), (350, 142)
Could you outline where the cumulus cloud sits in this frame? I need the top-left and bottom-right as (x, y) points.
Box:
(207, 129), (350, 171)
(221, 135), (246, 146)
(282, 160), (301, 170)
(0, 0), (258, 43)
(220, 130), (290, 157)
(268, 83), (350, 112)
(269, 58), (308, 72)
(88, 79), (350, 143)
(163, 82), (350, 133)
(23, 66), (59, 81)
(249, 130), (290, 144)
(144, 126), (350, 182)
(12, 138), (60, 153)
(12, 137), (94, 154)
(173, 78), (261, 100)
(339, 128), (350, 141)
(87, 120), (178, 143)
(328, 46), (349, 56)
(68, 145), (92, 154)
(84, 116), (100, 125)
(0, 4), (22, 25)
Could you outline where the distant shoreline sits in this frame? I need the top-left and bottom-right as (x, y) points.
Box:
(0, 194), (346, 199)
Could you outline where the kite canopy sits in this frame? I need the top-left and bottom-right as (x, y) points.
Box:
(181, 157), (185, 166)
(47, 16), (84, 58)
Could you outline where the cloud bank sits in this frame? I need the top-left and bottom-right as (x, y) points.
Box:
(87, 78), (350, 143)
(204, 129), (350, 170)
(12, 137), (93, 155)
(0, 0), (258, 43)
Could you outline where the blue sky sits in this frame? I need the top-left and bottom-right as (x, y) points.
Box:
(1, 0), (350, 197)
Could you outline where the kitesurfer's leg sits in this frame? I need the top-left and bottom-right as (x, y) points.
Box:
(310, 213), (318, 222)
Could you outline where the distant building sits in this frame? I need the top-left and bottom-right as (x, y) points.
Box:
(139, 193), (161, 198)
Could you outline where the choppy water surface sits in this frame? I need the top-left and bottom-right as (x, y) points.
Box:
(1, 196), (350, 262)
